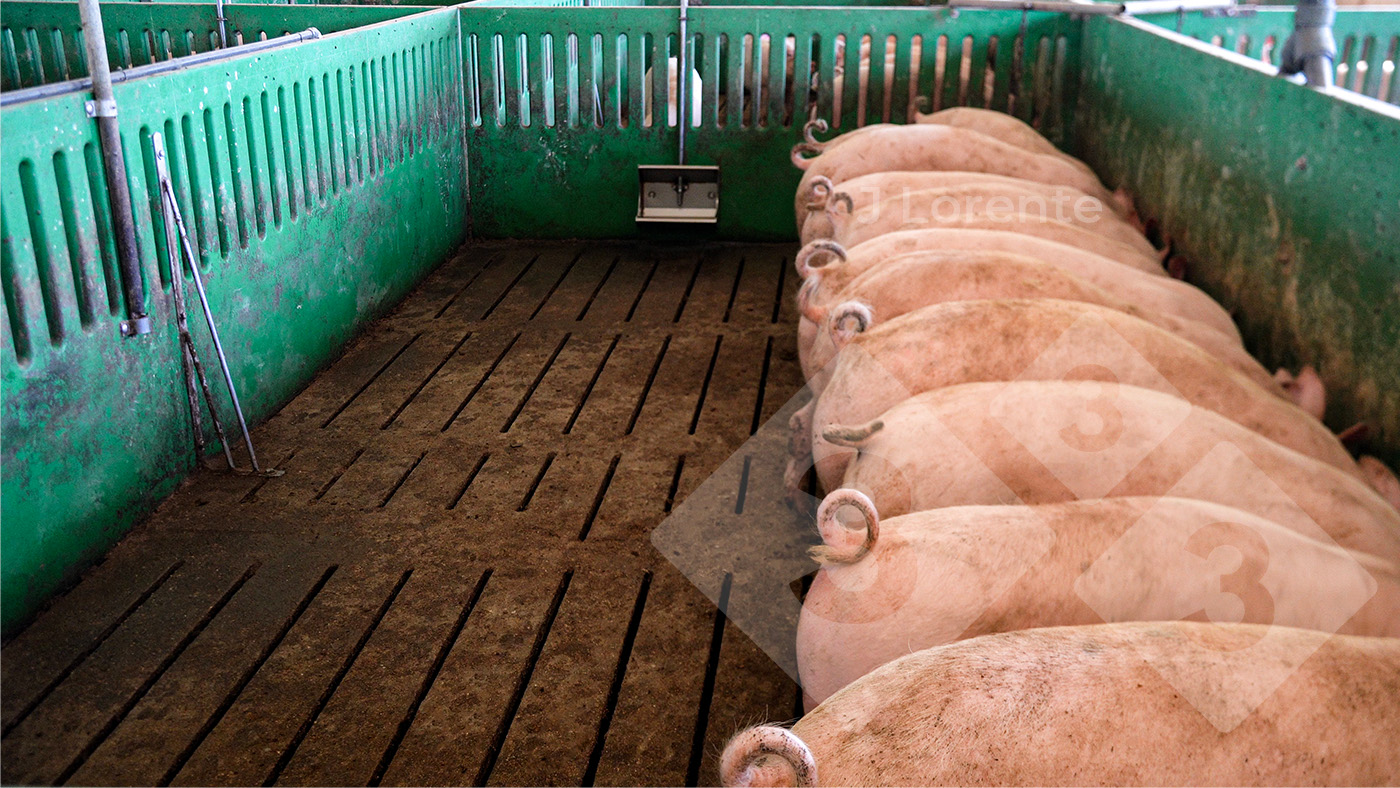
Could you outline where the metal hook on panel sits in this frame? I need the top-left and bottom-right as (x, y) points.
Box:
(1278, 0), (1336, 88)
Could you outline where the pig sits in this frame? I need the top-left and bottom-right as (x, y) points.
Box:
(722, 622), (1400, 786)
(1274, 365), (1327, 420)
(800, 108), (1089, 175)
(824, 380), (1400, 559)
(811, 187), (1161, 262)
(795, 251), (1251, 384)
(798, 490), (1400, 708)
(801, 179), (1156, 258)
(790, 124), (1118, 221)
(800, 300), (1361, 492)
(794, 233), (1233, 333)
(795, 172), (1131, 243)
(1360, 455), (1400, 511)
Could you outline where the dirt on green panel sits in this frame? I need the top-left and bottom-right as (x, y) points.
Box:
(1077, 16), (1400, 468)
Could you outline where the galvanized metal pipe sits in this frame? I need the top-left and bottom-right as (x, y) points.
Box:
(1279, 0), (1336, 88)
(1, 28), (322, 107)
(677, 0), (689, 165)
(948, 0), (1244, 15)
(77, 0), (150, 336)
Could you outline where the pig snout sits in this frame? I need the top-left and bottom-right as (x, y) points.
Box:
(794, 240), (847, 279)
(810, 488), (880, 564)
(720, 725), (818, 788)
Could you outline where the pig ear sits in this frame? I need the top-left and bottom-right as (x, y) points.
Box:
(719, 726), (818, 788)
(794, 240), (847, 279)
(802, 117), (831, 148)
(828, 301), (874, 349)
(810, 488), (880, 564)
(803, 176), (835, 213)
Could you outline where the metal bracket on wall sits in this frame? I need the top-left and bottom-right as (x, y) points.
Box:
(637, 0), (720, 224)
(638, 166), (720, 223)
(84, 98), (117, 118)
(1278, 0), (1336, 88)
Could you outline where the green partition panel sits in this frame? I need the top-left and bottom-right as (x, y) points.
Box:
(1077, 15), (1400, 466)
(460, 5), (1081, 238)
(0, 2), (431, 91)
(1, 7), (467, 632)
(1137, 8), (1400, 104)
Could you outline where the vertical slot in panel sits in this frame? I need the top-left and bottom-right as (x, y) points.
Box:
(1050, 34), (1068, 138)
(564, 33), (579, 127)
(466, 34), (483, 128)
(578, 32), (600, 129)
(543, 33), (559, 128)
(46, 28), (68, 82)
(1009, 26), (1032, 121)
(293, 81), (316, 211)
(725, 31), (744, 129)
(766, 31), (786, 128)
(616, 33), (630, 129)
(516, 34), (533, 129)
(740, 33), (755, 128)
(160, 117), (197, 275)
(176, 114), (213, 264)
(967, 34), (989, 108)
(890, 34), (912, 123)
(756, 33), (773, 128)
(794, 33), (817, 127)
(241, 97), (268, 239)
(491, 34), (507, 128)
(3, 29), (23, 91)
(1260, 35), (1277, 66)
(201, 107), (232, 257)
(263, 91), (284, 227)
(709, 33), (727, 129)
(17, 159), (64, 345)
(23, 28), (45, 88)
(81, 141), (120, 310)
(1382, 36), (1397, 104)
(223, 102), (251, 247)
(321, 73), (341, 194)
(989, 33), (1014, 112)
(640, 33), (656, 128)
(276, 86), (302, 221)
(1, 208), (34, 364)
(50, 151), (95, 329)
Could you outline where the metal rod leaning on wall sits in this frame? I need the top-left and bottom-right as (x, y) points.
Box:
(77, 0), (150, 337)
(154, 134), (240, 472)
(0, 29), (323, 107)
(151, 132), (281, 478)
(677, 0), (690, 165)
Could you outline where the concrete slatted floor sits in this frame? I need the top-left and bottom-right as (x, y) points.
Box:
(1, 241), (813, 787)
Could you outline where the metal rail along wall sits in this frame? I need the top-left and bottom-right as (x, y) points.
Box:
(0, 7), (467, 632)
(1077, 14), (1400, 471)
(1137, 8), (1400, 104)
(0, 2), (432, 91)
(458, 4), (1082, 237)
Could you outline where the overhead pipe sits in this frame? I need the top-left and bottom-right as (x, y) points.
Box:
(1279, 0), (1336, 88)
(77, 0), (150, 336)
(677, 0), (690, 165)
(1, 28), (323, 107)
